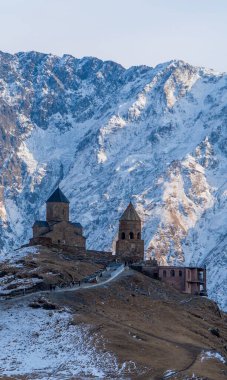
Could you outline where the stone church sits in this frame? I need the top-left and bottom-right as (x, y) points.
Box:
(30, 188), (145, 262)
(30, 188), (86, 248)
(115, 202), (144, 263)
(29, 188), (206, 295)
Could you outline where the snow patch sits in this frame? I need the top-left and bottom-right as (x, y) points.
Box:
(200, 350), (226, 364)
(0, 302), (137, 379)
(0, 245), (39, 264)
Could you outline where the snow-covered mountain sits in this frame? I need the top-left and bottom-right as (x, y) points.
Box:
(0, 51), (226, 310)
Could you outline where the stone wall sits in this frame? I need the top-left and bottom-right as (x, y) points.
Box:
(116, 239), (144, 263)
(46, 202), (69, 222)
(158, 266), (186, 292)
(29, 236), (52, 246)
(118, 220), (141, 240)
(45, 221), (86, 248)
(33, 225), (49, 238)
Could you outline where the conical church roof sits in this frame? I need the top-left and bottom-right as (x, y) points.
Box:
(120, 202), (141, 221)
(46, 188), (69, 203)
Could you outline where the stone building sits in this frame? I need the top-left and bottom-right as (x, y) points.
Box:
(30, 188), (86, 249)
(158, 266), (207, 295)
(133, 261), (207, 295)
(115, 202), (144, 263)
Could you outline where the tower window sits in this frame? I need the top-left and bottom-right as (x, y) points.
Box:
(170, 269), (175, 277)
(137, 232), (141, 239)
(121, 232), (125, 240)
(129, 232), (134, 240)
(179, 270), (182, 277)
(163, 270), (166, 278)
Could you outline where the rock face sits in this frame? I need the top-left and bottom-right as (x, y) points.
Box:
(0, 51), (226, 310)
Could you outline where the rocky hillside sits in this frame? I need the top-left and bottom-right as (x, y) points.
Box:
(0, 51), (226, 310)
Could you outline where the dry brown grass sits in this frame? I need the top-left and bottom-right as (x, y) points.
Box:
(1, 250), (226, 379)
(49, 269), (227, 380)
(0, 245), (104, 293)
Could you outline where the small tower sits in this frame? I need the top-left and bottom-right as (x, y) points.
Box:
(115, 202), (144, 263)
(46, 188), (69, 223)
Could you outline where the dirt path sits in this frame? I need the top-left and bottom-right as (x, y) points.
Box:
(1, 263), (125, 303)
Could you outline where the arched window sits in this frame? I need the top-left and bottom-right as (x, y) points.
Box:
(163, 270), (166, 278)
(170, 269), (175, 277)
(179, 270), (182, 277)
(137, 232), (141, 239)
(121, 232), (125, 240)
(129, 232), (134, 240)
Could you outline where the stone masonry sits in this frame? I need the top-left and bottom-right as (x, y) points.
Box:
(30, 188), (86, 249)
(115, 202), (144, 263)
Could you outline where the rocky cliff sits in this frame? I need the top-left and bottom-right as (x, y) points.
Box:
(0, 51), (226, 310)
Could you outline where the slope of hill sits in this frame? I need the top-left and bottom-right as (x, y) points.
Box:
(0, 268), (226, 379)
(0, 51), (226, 310)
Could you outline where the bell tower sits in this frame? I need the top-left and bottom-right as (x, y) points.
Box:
(46, 188), (69, 223)
(115, 202), (144, 263)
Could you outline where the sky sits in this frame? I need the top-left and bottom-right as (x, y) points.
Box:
(0, 0), (226, 71)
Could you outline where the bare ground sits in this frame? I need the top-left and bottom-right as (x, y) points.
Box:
(44, 269), (227, 380)
(0, 257), (227, 380)
(0, 245), (105, 295)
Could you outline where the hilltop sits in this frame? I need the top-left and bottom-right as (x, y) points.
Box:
(0, 245), (111, 296)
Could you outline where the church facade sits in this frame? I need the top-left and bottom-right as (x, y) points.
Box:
(30, 188), (86, 249)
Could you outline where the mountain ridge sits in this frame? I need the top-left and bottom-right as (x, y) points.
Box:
(0, 51), (226, 311)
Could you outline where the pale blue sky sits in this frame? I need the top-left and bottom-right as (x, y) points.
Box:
(0, 0), (226, 71)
